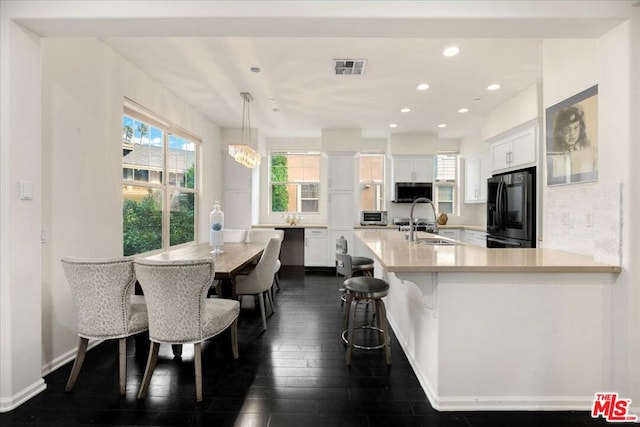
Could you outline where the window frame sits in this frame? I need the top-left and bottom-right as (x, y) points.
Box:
(358, 152), (386, 211)
(433, 153), (459, 215)
(122, 101), (201, 255)
(268, 150), (321, 215)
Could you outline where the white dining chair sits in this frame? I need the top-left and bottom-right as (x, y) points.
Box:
(61, 256), (148, 395)
(223, 229), (248, 243)
(235, 237), (282, 331)
(133, 258), (240, 402)
(246, 228), (284, 296)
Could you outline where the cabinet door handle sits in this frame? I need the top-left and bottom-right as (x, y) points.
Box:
(505, 152), (509, 164)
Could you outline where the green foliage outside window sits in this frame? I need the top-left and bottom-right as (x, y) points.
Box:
(123, 166), (195, 255)
(271, 155), (289, 212)
(123, 192), (162, 256)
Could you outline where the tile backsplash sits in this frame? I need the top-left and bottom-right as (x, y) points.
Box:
(543, 182), (622, 265)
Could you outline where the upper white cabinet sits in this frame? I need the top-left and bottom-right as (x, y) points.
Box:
(491, 125), (537, 173)
(393, 156), (434, 183)
(464, 150), (491, 203)
(328, 155), (355, 191)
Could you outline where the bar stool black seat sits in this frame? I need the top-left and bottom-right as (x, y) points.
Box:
(342, 276), (391, 366)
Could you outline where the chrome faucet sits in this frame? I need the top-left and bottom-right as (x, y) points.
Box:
(409, 197), (438, 243)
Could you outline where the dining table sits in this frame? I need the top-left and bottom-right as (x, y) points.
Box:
(139, 241), (265, 357)
(143, 242), (265, 299)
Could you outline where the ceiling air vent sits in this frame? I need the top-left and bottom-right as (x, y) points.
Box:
(334, 59), (367, 75)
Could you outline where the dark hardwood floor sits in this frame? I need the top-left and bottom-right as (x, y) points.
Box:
(1, 267), (607, 426)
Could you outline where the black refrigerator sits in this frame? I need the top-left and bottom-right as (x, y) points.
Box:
(486, 167), (536, 248)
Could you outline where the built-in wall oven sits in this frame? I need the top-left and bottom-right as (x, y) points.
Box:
(486, 167), (536, 248)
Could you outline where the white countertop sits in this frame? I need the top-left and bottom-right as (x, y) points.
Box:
(354, 229), (620, 273)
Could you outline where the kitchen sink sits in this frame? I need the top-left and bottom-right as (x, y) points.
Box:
(413, 238), (457, 246)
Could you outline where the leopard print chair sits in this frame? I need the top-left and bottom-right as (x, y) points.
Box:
(133, 258), (240, 402)
(61, 256), (148, 395)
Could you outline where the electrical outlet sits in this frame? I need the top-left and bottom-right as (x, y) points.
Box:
(562, 211), (570, 225)
(585, 211), (592, 228)
(41, 229), (48, 243)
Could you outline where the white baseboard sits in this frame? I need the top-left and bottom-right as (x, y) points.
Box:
(386, 314), (595, 412)
(0, 378), (46, 413)
(41, 339), (103, 377)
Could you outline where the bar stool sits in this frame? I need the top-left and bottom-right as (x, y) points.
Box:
(342, 276), (391, 366)
(335, 236), (374, 305)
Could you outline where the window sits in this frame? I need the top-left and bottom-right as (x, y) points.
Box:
(270, 151), (320, 213)
(359, 153), (385, 210)
(122, 103), (199, 256)
(433, 154), (458, 214)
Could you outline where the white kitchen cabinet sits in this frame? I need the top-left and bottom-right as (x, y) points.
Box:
(328, 154), (355, 191)
(463, 229), (487, 247)
(491, 125), (537, 173)
(328, 192), (355, 227)
(437, 228), (461, 241)
(304, 228), (328, 266)
(393, 156), (434, 183)
(464, 150), (491, 203)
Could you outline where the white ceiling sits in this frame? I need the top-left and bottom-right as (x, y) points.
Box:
(104, 36), (543, 139)
(14, 1), (635, 140)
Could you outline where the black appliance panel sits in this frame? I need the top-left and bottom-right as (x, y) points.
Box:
(486, 168), (535, 247)
(487, 235), (533, 248)
(394, 182), (433, 203)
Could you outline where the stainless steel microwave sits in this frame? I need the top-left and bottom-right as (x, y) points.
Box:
(360, 210), (388, 226)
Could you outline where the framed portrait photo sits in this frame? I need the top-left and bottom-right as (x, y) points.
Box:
(545, 85), (598, 186)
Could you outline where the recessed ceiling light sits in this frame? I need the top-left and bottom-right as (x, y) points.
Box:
(438, 124), (447, 128)
(249, 66), (262, 73)
(458, 108), (469, 113)
(389, 123), (398, 128)
(417, 83), (430, 91)
(443, 46), (460, 57)
(487, 83), (501, 91)
(400, 108), (411, 113)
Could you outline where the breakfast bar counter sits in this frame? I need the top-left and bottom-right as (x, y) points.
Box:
(355, 229), (620, 273)
(353, 229), (621, 413)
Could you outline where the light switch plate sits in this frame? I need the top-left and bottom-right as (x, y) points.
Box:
(19, 180), (33, 200)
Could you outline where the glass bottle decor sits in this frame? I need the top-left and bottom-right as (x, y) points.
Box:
(209, 201), (224, 253)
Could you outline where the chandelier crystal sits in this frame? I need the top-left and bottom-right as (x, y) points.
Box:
(228, 92), (261, 168)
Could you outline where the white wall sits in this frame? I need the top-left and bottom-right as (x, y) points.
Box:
(0, 20), (47, 412)
(481, 84), (541, 142)
(388, 133), (438, 155)
(542, 23), (638, 409)
(39, 38), (221, 375)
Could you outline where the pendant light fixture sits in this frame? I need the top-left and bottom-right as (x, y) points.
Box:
(228, 92), (261, 168)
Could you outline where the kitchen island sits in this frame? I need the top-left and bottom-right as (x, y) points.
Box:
(353, 229), (620, 412)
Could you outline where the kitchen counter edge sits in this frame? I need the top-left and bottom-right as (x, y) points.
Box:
(354, 229), (620, 274)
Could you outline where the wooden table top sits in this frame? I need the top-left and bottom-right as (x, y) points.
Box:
(143, 242), (265, 279)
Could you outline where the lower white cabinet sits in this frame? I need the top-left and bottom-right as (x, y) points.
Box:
(304, 228), (328, 266)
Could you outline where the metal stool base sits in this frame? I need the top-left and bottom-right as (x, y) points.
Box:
(341, 326), (386, 350)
